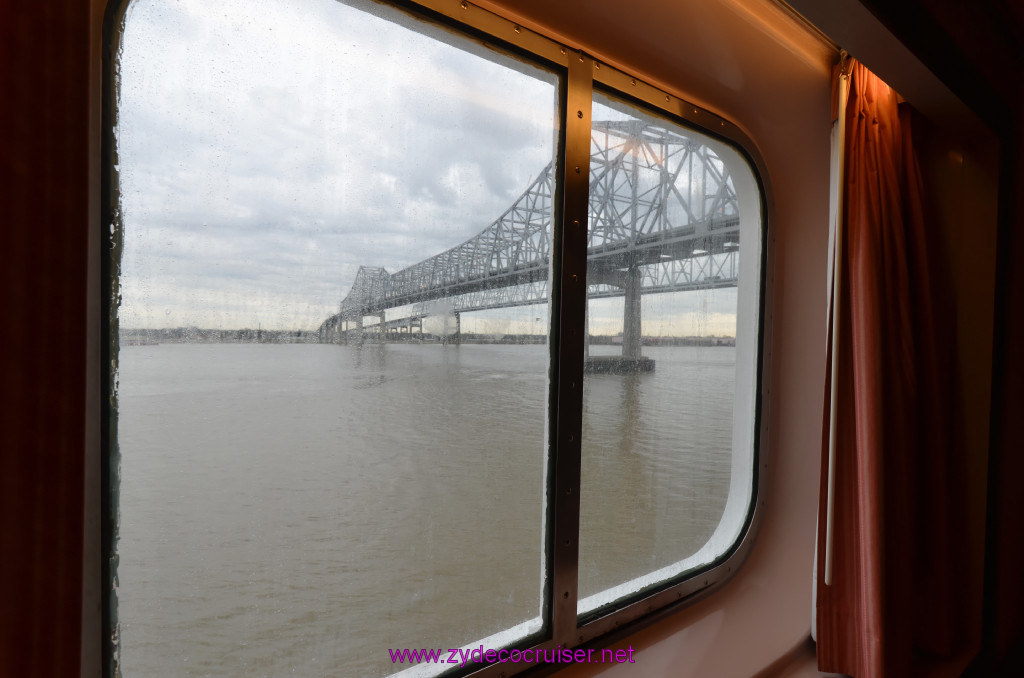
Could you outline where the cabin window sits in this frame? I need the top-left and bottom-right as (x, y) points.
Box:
(107, 0), (765, 675)
(577, 91), (762, 617)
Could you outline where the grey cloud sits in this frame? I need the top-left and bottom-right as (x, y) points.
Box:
(119, 0), (560, 330)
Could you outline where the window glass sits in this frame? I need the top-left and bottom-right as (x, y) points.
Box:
(115, 1), (557, 675)
(577, 93), (762, 614)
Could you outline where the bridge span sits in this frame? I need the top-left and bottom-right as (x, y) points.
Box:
(319, 119), (741, 363)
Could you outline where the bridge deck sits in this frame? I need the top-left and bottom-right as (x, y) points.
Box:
(321, 120), (742, 335)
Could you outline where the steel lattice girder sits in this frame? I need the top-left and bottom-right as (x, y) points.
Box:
(331, 120), (741, 325)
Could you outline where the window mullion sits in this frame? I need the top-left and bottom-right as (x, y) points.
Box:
(550, 51), (592, 647)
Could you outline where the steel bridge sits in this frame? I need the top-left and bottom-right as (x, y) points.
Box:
(318, 119), (741, 360)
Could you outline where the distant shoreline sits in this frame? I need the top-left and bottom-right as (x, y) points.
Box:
(119, 327), (736, 347)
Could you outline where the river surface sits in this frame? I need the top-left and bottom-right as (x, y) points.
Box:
(116, 342), (734, 677)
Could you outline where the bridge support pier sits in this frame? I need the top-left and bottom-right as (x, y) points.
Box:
(584, 296), (591, 359)
(622, 265), (642, 360)
(441, 312), (461, 345)
(378, 312), (386, 343)
(356, 316), (364, 346)
(584, 264), (655, 374)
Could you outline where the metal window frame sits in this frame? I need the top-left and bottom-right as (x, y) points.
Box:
(100, 0), (774, 676)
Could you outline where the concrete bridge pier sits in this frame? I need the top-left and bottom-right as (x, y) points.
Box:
(378, 312), (386, 343)
(584, 263), (655, 374)
(585, 299), (590, 359)
(622, 265), (642, 360)
(330, 318), (343, 345)
(439, 312), (461, 346)
(355, 316), (364, 346)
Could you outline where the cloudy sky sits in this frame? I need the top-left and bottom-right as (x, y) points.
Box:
(117, 0), (738, 336)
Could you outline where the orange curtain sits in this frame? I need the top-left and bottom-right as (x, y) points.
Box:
(815, 59), (967, 677)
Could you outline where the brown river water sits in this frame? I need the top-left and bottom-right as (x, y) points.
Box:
(115, 342), (734, 677)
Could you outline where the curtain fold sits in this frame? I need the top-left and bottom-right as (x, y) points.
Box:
(815, 59), (967, 677)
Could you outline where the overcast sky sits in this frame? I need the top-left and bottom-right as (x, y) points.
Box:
(118, 0), (739, 335)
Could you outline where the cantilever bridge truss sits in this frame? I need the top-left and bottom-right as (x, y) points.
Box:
(319, 119), (741, 337)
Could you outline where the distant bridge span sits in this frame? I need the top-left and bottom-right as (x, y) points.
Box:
(319, 120), (742, 357)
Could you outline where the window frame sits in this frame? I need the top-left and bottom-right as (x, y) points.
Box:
(99, 0), (774, 675)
